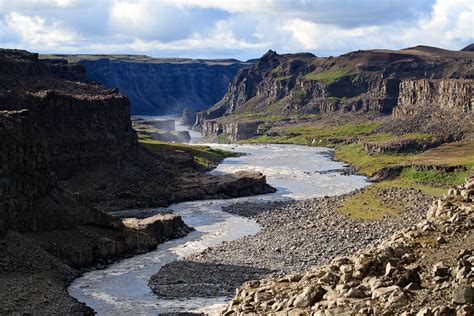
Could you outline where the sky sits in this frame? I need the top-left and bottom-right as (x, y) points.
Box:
(0, 0), (472, 60)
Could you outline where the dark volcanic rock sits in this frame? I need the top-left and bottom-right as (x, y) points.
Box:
(182, 107), (196, 126)
(0, 49), (272, 314)
(74, 57), (251, 114)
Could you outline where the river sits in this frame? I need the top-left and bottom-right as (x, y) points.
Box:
(68, 116), (368, 315)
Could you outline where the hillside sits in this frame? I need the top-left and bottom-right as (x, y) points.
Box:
(41, 54), (252, 115)
(197, 45), (473, 127)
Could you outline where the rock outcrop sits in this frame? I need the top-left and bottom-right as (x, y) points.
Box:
(182, 107), (197, 126)
(49, 55), (252, 114)
(196, 46), (473, 141)
(394, 79), (473, 117)
(0, 49), (273, 314)
(223, 170), (474, 315)
(202, 120), (264, 142)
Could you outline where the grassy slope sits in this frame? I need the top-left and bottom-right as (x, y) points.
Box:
(303, 69), (352, 83)
(139, 138), (236, 169)
(244, 122), (380, 146)
(241, 121), (473, 219)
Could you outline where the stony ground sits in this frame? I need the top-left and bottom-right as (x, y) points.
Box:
(0, 232), (92, 315)
(150, 187), (433, 299)
(221, 172), (474, 315)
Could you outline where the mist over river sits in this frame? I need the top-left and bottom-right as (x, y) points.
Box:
(68, 117), (368, 315)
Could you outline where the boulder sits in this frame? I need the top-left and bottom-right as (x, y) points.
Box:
(293, 286), (326, 308)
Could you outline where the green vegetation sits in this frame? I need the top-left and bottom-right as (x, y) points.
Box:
(303, 69), (352, 83)
(338, 186), (406, 220)
(140, 139), (236, 169)
(337, 165), (469, 220)
(292, 88), (305, 97)
(334, 143), (408, 175)
(241, 120), (472, 219)
(245, 122), (380, 146)
(364, 133), (432, 143)
(408, 141), (474, 167)
(398, 168), (469, 187)
(275, 75), (292, 81)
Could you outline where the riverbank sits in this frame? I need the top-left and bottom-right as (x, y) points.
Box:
(222, 170), (474, 315)
(149, 186), (433, 299)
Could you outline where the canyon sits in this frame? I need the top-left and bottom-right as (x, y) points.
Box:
(43, 54), (252, 115)
(0, 49), (272, 314)
(1, 43), (473, 316)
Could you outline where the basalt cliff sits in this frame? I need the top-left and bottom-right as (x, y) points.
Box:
(0, 49), (273, 314)
(43, 54), (251, 115)
(197, 46), (473, 141)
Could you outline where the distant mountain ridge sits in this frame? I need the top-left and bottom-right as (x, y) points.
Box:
(196, 45), (473, 125)
(41, 54), (253, 115)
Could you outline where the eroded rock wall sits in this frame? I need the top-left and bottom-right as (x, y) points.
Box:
(197, 48), (473, 140)
(78, 58), (249, 114)
(394, 79), (473, 118)
(202, 120), (263, 142)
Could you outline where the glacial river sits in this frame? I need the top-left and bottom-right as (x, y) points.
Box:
(68, 118), (368, 315)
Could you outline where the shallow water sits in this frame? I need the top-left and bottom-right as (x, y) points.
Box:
(69, 128), (368, 315)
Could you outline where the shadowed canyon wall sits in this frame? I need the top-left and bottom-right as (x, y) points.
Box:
(74, 57), (251, 115)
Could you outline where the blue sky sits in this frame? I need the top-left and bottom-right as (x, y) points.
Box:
(0, 0), (472, 60)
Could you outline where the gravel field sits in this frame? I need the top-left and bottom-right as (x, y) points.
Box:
(150, 187), (434, 298)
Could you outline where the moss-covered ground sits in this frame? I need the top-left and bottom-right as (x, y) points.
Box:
(140, 138), (236, 169)
(240, 120), (473, 219)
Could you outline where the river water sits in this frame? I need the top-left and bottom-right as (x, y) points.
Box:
(68, 117), (368, 315)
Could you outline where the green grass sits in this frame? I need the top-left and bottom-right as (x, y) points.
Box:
(334, 143), (408, 175)
(245, 122), (380, 146)
(303, 69), (352, 83)
(140, 139), (236, 169)
(286, 122), (380, 139)
(408, 140), (474, 167)
(338, 186), (406, 220)
(398, 168), (469, 187)
(292, 88), (305, 97)
(364, 133), (432, 143)
(275, 75), (292, 81)
(337, 165), (469, 220)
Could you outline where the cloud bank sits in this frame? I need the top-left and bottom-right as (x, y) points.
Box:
(0, 0), (472, 60)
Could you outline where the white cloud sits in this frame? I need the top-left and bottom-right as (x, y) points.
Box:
(0, 0), (471, 59)
(3, 12), (77, 48)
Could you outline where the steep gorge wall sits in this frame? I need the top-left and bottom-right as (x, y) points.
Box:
(78, 58), (249, 115)
(0, 91), (137, 180)
(394, 79), (473, 118)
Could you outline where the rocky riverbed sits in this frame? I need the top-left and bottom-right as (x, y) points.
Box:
(150, 187), (434, 299)
(221, 170), (474, 315)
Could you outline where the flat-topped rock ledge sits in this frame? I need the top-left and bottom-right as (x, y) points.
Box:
(223, 171), (474, 315)
(123, 214), (193, 243)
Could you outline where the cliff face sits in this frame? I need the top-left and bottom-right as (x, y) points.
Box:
(394, 79), (473, 117)
(197, 46), (473, 140)
(75, 57), (250, 115)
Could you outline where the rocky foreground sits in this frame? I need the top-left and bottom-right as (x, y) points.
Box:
(222, 171), (474, 315)
(150, 187), (433, 299)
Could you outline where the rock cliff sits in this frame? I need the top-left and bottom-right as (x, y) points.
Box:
(394, 79), (473, 117)
(46, 55), (251, 114)
(197, 46), (473, 141)
(0, 49), (273, 314)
